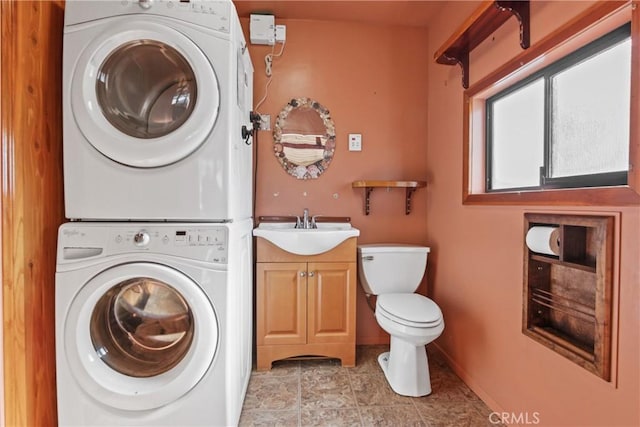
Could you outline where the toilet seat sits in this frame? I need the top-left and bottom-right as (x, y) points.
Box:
(377, 294), (442, 328)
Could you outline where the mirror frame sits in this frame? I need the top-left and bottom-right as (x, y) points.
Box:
(273, 97), (336, 179)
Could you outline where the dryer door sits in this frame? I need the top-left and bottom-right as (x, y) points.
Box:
(70, 20), (220, 168)
(64, 262), (218, 411)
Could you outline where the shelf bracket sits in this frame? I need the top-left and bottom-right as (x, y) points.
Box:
(495, 0), (531, 50)
(441, 49), (470, 90)
(364, 187), (374, 215)
(405, 187), (417, 215)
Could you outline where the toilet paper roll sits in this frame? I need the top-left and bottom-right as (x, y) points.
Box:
(526, 226), (561, 256)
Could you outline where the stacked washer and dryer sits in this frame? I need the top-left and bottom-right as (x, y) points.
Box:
(55, 1), (254, 426)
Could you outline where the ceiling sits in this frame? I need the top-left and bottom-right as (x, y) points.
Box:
(232, 1), (445, 28)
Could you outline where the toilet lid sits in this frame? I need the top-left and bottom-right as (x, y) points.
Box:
(377, 294), (442, 327)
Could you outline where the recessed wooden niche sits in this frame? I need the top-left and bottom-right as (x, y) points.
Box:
(523, 213), (614, 381)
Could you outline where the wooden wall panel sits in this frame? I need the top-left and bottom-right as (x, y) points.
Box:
(1, 1), (65, 426)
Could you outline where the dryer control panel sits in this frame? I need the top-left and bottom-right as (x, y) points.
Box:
(64, 0), (233, 34)
(57, 223), (229, 264)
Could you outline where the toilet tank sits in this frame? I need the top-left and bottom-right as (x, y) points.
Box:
(357, 244), (430, 295)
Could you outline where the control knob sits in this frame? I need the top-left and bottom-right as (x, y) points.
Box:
(138, 0), (153, 9)
(133, 231), (150, 246)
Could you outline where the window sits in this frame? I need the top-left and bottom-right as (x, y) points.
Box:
(486, 23), (631, 192)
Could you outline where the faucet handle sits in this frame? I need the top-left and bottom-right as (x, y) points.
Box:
(311, 215), (322, 229)
(295, 216), (302, 229)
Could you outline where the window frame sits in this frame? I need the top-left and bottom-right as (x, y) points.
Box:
(486, 23), (631, 193)
(463, 1), (640, 206)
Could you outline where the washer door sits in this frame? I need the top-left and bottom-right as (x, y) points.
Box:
(70, 20), (219, 167)
(64, 262), (218, 411)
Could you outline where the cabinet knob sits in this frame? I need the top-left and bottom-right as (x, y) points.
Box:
(300, 271), (306, 277)
(308, 271), (315, 277)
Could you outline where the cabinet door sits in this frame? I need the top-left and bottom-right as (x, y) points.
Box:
(307, 262), (356, 344)
(256, 263), (307, 345)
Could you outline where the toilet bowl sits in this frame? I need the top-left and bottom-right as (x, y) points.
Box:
(357, 244), (444, 397)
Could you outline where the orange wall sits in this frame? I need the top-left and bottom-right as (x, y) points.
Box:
(427, 2), (640, 426)
(242, 19), (431, 344)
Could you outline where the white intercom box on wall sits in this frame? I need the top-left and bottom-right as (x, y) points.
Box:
(250, 14), (275, 45)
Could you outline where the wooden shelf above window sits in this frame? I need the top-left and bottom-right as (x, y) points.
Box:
(352, 180), (426, 215)
(434, 0), (530, 89)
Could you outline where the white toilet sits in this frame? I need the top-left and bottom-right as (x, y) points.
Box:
(357, 244), (444, 397)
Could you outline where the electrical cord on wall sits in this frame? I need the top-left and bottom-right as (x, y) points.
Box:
(254, 41), (286, 113)
(252, 40), (285, 224)
(250, 111), (261, 225)
(252, 125), (259, 226)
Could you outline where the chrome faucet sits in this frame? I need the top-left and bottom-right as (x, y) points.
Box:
(295, 208), (316, 229)
(302, 208), (310, 229)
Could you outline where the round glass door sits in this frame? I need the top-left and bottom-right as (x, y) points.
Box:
(64, 262), (218, 411)
(90, 277), (194, 377)
(96, 40), (197, 139)
(70, 21), (219, 168)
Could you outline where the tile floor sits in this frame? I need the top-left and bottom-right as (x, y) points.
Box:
(239, 345), (499, 426)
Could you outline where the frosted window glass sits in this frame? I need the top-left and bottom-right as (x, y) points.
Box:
(491, 79), (545, 190)
(550, 40), (631, 177)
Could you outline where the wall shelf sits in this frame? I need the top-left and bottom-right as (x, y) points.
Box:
(434, 0), (530, 89)
(352, 180), (426, 215)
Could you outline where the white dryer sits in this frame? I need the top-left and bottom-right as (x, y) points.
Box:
(63, 0), (254, 221)
(55, 221), (253, 426)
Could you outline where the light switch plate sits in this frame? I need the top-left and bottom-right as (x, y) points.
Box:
(348, 134), (362, 151)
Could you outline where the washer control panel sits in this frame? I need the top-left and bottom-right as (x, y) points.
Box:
(58, 223), (228, 264)
(115, 227), (228, 262)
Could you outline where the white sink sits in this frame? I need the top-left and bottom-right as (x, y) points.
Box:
(253, 222), (360, 255)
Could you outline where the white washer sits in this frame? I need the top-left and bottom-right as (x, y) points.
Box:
(55, 220), (253, 426)
(63, 0), (254, 221)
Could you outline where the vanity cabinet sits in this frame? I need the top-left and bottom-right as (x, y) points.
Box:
(255, 238), (357, 371)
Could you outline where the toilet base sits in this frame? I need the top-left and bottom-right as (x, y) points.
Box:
(378, 337), (432, 397)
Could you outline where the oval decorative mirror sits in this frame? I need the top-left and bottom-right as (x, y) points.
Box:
(273, 97), (336, 179)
